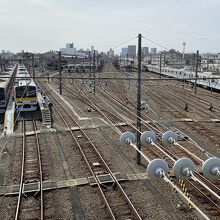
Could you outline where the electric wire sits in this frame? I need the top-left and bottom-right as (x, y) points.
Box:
(142, 36), (169, 51)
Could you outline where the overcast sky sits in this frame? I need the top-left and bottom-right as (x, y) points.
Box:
(0, 0), (220, 54)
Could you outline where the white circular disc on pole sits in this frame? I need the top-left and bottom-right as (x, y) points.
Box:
(162, 131), (177, 145)
(202, 157), (220, 179)
(140, 131), (157, 146)
(173, 157), (195, 179)
(120, 131), (135, 146)
(147, 158), (168, 180)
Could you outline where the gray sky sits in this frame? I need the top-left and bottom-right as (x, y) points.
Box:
(1, 0), (220, 53)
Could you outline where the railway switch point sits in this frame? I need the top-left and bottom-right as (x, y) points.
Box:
(140, 131), (157, 146)
(162, 131), (177, 145)
(147, 159), (168, 180)
(173, 158), (195, 179)
(202, 157), (220, 179)
(120, 131), (136, 146)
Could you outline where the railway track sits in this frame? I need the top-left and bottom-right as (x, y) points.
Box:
(147, 82), (219, 119)
(147, 88), (220, 147)
(65, 84), (130, 132)
(38, 81), (142, 220)
(85, 83), (220, 217)
(96, 88), (207, 157)
(15, 119), (44, 220)
(37, 69), (220, 218)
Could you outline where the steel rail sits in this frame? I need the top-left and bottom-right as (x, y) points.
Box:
(100, 89), (168, 133)
(143, 70), (220, 112)
(53, 104), (116, 219)
(32, 119), (44, 220)
(15, 119), (25, 220)
(38, 82), (142, 220)
(70, 79), (220, 213)
(148, 89), (220, 147)
(40, 75), (218, 217)
(151, 83), (219, 121)
(81, 82), (220, 210)
(14, 119), (44, 220)
(83, 84), (211, 168)
(147, 145), (220, 211)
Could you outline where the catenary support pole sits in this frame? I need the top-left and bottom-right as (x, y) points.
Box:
(59, 51), (62, 95)
(194, 50), (199, 94)
(159, 53), (162, 79)
(93, 50), (96, 93)
(32, 53), (35, 80)
(89, 51), (92, 79)
(136, 33), (142, 165)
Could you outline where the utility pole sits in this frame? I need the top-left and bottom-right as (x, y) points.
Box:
(32, 53), (35, 80)
(89, 51), (92, 79)
(119, 55), (122, 70)
(93, 50), (96, 93)
(27, 53), (31, 73)
(136, 33), (142, 165)
(163, 53), (166, 67)
(96, 54), (99, 77)
(159, 53), (162, 79)
(194, 50), (199, 94)
(59, 51), (62, 95)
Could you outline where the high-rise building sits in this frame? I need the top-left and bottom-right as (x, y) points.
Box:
(150, 48), (157, 55)
(66, 43), (74, 49)
(60, 42), (75, 55)
(141, 47), (149, 57)
(121, 48), (128, 58)
(128, 45), (136, 58)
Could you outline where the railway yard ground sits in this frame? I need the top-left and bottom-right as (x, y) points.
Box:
(0, 63), (220, 219)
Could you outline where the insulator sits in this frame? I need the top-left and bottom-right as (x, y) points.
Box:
(173, 157), (195, 179)
(140, 131), (157, 146)
(162, 131), (177, 145)
(147, 159), (168, 180)
(202, 157), (220, 179)
(120, 131), (135, 146)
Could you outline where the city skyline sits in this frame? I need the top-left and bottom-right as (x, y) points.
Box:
(1, 0), (220, 53)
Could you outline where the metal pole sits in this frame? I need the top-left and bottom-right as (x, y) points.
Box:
(96, 54), (98, 74)
(136, 33), (142, 165)
(89, 51), (92, 79)
(159, 53), (162, 79)
(32, 53), (35, 80)
(194, 50), (199, 94)
(27, 53), (30, 73)
(164, 53), (166, 67)
(97, 54), (99, 70)
(93, 50), (96, 93)
(59, 51), (62, 95)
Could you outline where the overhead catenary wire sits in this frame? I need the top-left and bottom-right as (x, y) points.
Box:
(110, 36), (138, 51)
(102, 85), (215, 158)
(2, 75), (220, 81)
(93, 85), (209, 163)
(142, 36), (169, 51)
(79, 81), (220, 198)
(77, 84), (211, 220)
